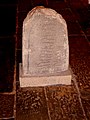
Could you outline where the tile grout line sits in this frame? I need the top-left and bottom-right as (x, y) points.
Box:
(13, 5), (19, 120)
(0, 91), (15, 95)
(0, 116), (15, 120)
(44, 87), (52, 120)
(72, 75), (87, 120)
(13, 65), (16, 119)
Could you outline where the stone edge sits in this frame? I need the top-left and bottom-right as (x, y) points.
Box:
(19, 63), (72, 87)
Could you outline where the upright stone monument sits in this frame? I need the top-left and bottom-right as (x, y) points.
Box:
(19, 6), (72, 87)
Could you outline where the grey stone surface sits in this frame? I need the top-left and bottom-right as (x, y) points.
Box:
(20, 63), (72, 87)
(22, 6), (69, 77)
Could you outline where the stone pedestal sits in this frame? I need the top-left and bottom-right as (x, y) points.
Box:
(19, 64), (72, 87)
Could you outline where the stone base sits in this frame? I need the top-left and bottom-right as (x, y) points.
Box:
(19, 64), (72, 87)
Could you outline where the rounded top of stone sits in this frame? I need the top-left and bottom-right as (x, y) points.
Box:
(23, 6), (66, 28)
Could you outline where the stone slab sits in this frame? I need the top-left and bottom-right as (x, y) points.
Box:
(19, 63), (72, 87)
(22, 6), (69, 76)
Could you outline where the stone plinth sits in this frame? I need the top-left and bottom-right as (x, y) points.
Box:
(20, 64), (72, 87)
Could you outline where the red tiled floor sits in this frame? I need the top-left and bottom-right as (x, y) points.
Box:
(45, 82), (86, 120)
(16, 87), (49, 120)
(81, 94), (90, 119)
(0, 94), (14, 118)
(69, 35), (90, 90)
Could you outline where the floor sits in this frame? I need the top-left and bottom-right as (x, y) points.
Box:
(16, 1), (90, 120)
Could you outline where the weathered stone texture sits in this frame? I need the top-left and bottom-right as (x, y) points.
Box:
(22, 6), (69, 77)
